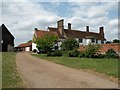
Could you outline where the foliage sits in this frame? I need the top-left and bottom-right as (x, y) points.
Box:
(106, 41), (112, 44)
(106, 49), (119, 58)
(61, 38), (79, 51)
(84, 44), (100, 58)
(47, 50), (62, 56)
(52, 50), (63, 56)
(68, 49), (80, 57)
(27, 40), (32, 43)
(113, 39), (120, 43)
(36, 34), (58, 53)
(78, 52), (85, 58)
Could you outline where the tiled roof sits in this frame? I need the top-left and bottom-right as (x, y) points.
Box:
(48, 27), (106, 40)
(35, 29), (65, 39)
(17, 42), (32, 47)
(34, 26), (105, 40)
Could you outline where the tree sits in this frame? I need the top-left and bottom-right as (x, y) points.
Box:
(61, 38), (79, 51)
(27, 40), (32, 43)
(36, 34), (58, 53)
(113, 39), (120, 43)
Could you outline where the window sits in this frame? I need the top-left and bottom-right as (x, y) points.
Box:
(91, 38), (95, 43)
(101, 40), (104, 44)
(79, 39), (83, 43)
(96, 40), (98, 44)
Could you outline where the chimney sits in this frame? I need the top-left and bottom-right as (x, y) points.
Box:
(68, 23), (71, 30)
(99, 27), (104, 37)
(35, 28), (38, 30)
(86, 26), (89, 32)
(57, 19), (64, 35)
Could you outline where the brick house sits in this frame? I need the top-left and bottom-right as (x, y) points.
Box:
(32, 19), (106, 51)
(0, 24), (15, 52)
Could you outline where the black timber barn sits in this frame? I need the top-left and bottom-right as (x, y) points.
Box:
(0, 24), (15, 52)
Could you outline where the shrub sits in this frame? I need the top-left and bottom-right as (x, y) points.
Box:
(106, 49), (119, 58)
(92, 53), (105, 58)
(52, 50), (63, 56)
(47, 50), (62, 56)
(68, 50), (80, 57)
(84, 44), (100, 58)
(78, 52), (85, 58)
(47, 52), (53, 56)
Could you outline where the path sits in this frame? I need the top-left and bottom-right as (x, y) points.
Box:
(16, 52), (118, 88)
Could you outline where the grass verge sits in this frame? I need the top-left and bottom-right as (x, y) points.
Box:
(2, 52), (23, 88)
(32, 54), (118, 78)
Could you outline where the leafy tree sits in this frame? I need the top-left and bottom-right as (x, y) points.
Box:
(106, 41), (112, 44)
(36, 34), (58, 53)
(84, 44), (100, 58)
(113, 39), (120, 43)
(61, 38), (79, 51)
(27, 40), (32, 43)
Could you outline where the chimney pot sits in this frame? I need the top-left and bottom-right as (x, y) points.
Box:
(35, 28), (38, 30)
(86, 26), (89, 32)
(99, 27), (104, 37)
(68, 23), (71, 30)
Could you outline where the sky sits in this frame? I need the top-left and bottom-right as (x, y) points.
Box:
(0, 0), (119, 46)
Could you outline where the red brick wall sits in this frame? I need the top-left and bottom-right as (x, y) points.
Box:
(79, 43), (120, 54)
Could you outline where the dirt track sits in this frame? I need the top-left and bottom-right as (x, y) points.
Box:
(16, 52), (118, 88)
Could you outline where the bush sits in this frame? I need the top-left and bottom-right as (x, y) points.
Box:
(52, 50), (63, 56)
(47, 52), (53, 56)
(106, 49), (119, 58)
(84, 44), (100, 58)
(47, 50), (62, 56)
(68, 50), (80, 57)
(78, 52), (85, 58)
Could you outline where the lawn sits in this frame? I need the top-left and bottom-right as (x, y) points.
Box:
(32, 54), (119, 78)
(2, 52), (23, 88)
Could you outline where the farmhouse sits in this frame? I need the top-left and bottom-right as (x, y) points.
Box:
(0, 24), (15, 52)
(32, 19), (106, 51)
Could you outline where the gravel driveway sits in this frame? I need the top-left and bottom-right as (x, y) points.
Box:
(16, 52), (118, 88)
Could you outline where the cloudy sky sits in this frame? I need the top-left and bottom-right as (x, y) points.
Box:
(0, 0), (119, 46)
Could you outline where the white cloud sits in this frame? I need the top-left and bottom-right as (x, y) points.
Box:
(2, 1), (118, 46)
(2, 1), (60, 46)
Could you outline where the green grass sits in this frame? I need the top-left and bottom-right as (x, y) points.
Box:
(2, 52), (24, 88)
(32, 54), (118, 78)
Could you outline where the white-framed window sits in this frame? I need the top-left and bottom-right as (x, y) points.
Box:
(79, 39), (83, 43)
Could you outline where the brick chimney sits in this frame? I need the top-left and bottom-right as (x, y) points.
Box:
(57, 19), (64, 36)
(68, 23), (71, 30)
(86, 26), (89, 32)
(99, 27), (104, 37)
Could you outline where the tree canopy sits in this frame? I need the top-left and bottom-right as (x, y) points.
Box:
(61, 38), (79, 51)
(36, 34), (58, 53)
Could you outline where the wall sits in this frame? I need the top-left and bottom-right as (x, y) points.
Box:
(32, 43), (38, 51)
(79, 43), (120, 55)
